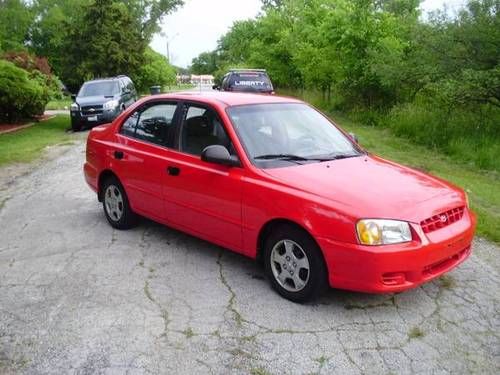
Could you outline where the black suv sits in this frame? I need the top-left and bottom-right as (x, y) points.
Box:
(215, 69), (274, 94)
(70, 76), (137, 131)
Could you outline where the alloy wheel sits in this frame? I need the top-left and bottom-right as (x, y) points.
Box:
(270, 239), (310, 292)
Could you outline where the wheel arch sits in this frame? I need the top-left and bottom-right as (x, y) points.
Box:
(97, 169), (119, 202)
(256, 218), (325, 266)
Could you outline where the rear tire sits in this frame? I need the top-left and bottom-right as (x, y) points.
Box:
(102, 176), (137, 229)
(264, 224), (327, 303)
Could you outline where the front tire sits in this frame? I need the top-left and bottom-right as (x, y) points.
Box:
(264, 224), (327, 303)
(71, 118), (82, 132)
(102, 176), (137, 229)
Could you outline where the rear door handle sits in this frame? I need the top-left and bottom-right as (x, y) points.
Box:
(114, 151), (124, 160)
(167, 166), (180, 176)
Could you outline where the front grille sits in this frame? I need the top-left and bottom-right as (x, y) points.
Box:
(81, 105), (103, 116)
(420, 206), (465, 233)
(422, 245), (470, 276)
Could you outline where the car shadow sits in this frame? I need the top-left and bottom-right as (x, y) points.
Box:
(123, 216), (412, 310)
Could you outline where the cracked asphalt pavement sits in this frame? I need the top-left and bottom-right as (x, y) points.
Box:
(0, 137), (499, 374)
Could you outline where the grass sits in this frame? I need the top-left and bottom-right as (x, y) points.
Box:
(0, 115), (71, 166)
(330, 111), (500, 244)
(163, 83), (195, 92)
(182, 327), (195, 338)
(408, 327), (425, 339)
(439, 275), (455, 289)
(250, 368), (271, 375)
(45, 98), (72, 110)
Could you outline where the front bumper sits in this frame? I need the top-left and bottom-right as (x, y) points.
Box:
(318, 209), (476, 293)
(71, 108), (119, 126)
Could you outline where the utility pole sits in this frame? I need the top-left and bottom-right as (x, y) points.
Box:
(160, 32), (179, 62)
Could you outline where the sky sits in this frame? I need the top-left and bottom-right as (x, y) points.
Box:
(150, 0), (467, 68)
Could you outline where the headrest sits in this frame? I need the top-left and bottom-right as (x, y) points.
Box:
(186, 115), (212, 137)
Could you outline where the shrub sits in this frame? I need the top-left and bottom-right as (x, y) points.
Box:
(0, 59), (47, 121)
(2, 51), (52, 76)
(2, 50), (62, 100)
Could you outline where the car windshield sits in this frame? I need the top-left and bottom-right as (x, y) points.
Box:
(79, 81), (119, 97)
(229, 73), (273, 92)
(227, 103), (362, 167)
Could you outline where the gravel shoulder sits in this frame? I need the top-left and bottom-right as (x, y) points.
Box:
(0, 139), (499, 374)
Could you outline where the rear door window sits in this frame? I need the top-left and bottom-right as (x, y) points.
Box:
(120, 103), (178, 147)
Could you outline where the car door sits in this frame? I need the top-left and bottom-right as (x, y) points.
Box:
(113, 101), (180, 220)
(162, 102), (244, 251)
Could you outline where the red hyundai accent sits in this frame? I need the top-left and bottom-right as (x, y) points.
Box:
(84, 92), (476, 302)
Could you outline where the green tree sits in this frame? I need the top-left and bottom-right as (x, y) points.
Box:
(122, 0), (183, 40)
(0, 0), (34, 51)
(190, 51), (218, 75)
(60, 0), (146, 91)
(30, 0), (182, 90)
(134, 47), (176, 92)
(30, 0), (90, 77)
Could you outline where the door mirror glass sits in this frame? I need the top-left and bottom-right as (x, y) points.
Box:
(201, 145), (240, 167)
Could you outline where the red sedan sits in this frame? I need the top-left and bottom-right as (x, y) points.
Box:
(84, 92), (476, 302)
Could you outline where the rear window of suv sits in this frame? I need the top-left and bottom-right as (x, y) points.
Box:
(228, 72), (273, 92)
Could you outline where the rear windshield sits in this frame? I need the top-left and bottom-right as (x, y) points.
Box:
(228, 72), (273, 92)
(78, 81), (119, 97)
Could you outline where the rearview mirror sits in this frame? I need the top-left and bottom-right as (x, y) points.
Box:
(201, 145), (240, 167)
(349, 132), (359, 144)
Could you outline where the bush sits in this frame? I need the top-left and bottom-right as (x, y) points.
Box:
(2, 50), (62, 100)
(0, 60), (47, 121)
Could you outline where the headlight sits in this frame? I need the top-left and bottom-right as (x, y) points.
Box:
(356, 219), (412, 245)
(103, 99), (119, 110)
(70, 103), (79, 111)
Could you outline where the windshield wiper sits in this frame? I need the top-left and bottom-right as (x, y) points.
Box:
(254, 153), (311, 161)
(312, 153), (362, 161)
(254, 153), (363, 163)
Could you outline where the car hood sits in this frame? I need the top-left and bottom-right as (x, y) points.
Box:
(262, 155), (464, 223)
(76, 95), (116, 106)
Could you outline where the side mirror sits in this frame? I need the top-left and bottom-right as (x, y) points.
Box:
(201, 145), (240, 167)
(71, 94), (77, 102)
(349, 132), (358, 144)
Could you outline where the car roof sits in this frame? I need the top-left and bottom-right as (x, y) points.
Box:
(84, 76), (127, 84)
(229, 69), (267, 73)
(146, 91), (302, 107)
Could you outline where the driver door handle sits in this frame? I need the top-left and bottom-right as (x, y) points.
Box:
(167, 166), (180, 176)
